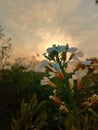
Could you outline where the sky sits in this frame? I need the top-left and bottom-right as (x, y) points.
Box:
(0, 0), (98, 61)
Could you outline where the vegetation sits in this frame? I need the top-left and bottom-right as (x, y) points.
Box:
(40, 44), (98, 130)
(0, 27), (98, 130)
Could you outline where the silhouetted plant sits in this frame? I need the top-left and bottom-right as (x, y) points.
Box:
(0, 26), (12, 70)
(40, 44), (98, 130)
(11, 94), (47, 130)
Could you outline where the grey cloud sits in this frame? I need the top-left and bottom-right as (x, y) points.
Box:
(49, 0), (98, 58)
(0, 0), (98, 59)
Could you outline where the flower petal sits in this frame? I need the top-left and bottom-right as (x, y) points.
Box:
(72, 55), (80, 61)
(82, 61), (92, 65)
(68, 47), (78, 53)
(49, 72), (55, 78)
(58, 45), (67, 52)
(47, 47), (54, 53)
(76, 51), (84, 57)
(39, 60), (48, 68)
(69, 78), (74, 88)
(52, 63), (60, 72)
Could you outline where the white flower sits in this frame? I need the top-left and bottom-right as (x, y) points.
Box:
(41, 76), (56, 89)
(57, 45), (68, 52)
(60, 105), (69, 112)
(49, 95), (64, 105)
(66, 64), (74, 73)
(49, 72), (55, 78)
(72, 69), (87, 80)
(69, 78), (74, 88)
(52, 63), (61, 72)
(68, 46), (84, 62)
(72, 51), (84, 61)
(69, 61), (78, 66)
(49, 95), (55, 100)
(76, 51), (84, 57)
(47, 44), (57, 53)
(46, 44), (68, 53)
(69, 60), (92, 66)
(68, 47), (78, 53)
(68, 46), (83, 57)
(53, 89), (57, 95)
(68, 48), (92, 66)
(51, 63), (64, 80)
(40, 77), (49, 85)
(82, 61), (92, 65)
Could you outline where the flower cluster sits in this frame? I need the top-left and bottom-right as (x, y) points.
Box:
(83, 94), (98, 107)
(40, 44), (91, 92)
(40, 44), (95, 129)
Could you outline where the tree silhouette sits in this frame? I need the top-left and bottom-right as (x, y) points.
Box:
(0, 26), (12, 70)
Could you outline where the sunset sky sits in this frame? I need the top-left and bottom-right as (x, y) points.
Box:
(0, 0), (98, 61)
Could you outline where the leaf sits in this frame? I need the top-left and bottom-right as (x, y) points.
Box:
(64, 116), (74, 130)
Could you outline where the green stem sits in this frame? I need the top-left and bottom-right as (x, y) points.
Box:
(57, 57), (81, 130)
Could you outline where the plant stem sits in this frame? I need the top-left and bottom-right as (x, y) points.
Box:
(57, 58), (81, 130)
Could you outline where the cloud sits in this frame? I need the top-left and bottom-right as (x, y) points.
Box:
(36, 30), (77, 55)
(0, 0), (98, 60)
(0, 0), (79, 31)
